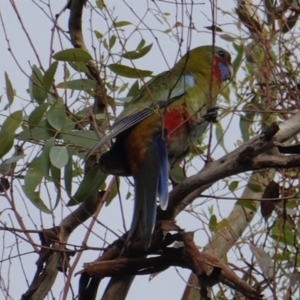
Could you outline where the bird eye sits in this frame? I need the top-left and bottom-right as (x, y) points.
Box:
(218, 50), (225, 58)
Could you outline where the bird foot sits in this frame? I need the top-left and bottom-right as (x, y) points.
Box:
(202, 106), (220, 123)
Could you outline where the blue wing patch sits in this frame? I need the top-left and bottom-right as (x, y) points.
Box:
(184, 74), (196, 87)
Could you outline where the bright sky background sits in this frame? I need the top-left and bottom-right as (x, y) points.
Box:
(0, 1), (250, 299)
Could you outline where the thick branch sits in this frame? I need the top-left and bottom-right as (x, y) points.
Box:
(79, 226), (262, 300)
(166, 111), (300, 217)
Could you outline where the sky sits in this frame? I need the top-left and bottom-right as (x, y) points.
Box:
(0, 1), (247, 299)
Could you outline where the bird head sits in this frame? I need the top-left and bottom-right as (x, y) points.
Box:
(177, 45), (234, 85)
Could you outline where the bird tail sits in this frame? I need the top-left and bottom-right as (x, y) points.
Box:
(127, 132), (169, 250)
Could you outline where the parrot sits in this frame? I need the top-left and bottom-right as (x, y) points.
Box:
(90, 45), (233, 249)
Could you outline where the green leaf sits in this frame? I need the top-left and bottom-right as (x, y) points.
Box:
(50, 164), (61, 208)
(0, 110), (23, 159)
(53, 48), (92, 62)
(119, 82), (129, 94)
(229, 181), (239, 192)
(106, 177), (120, 206)
(240, 115), (250, 142)
(103, 38), (109, 50)
(122, 44), (153, 60)
(0, 154), (25, 174)
(215, 123), (227, 153)
(96, 0), (105, 10)
(64, 64), (70, 80)
(106, 82), (119, 92)
(62, 116), (75, 132)
(29, 65), (47, 104)
(248, 184), (262, 193)
(109, 35), (116, 49)
(209, 214), (217, 232)
(43, 61), (58, 91)
(219, 34), (236, 42)
(57, 79), (96, 91)
(64, 148), (74, 195)
(22, 158), (50, 213)
(28, 103), (49, 129)
(233, 43), (244, 73)
(46, 98), (66, 131)
(94, 30), (104, 39)
(236, 199), (257, 211)
(68, 165), (107, 205)
(127, 80), (139, 97)
(1, 154), (25, 165)
(60, 130), (99, 150)
(108, 64), (152, 78)
(49, 146), (69, 169)
(271, 219), (296, 246)
(68, 61), (90, 74)
(137, 39), (146, 50)
(40, 137), (54, 179)
(170, 166), (185, 182)
(17, 119), (55, 141)
(4, 72), (14, 106)
(114, 21), (132, 27)
(214, 218), (229, 230)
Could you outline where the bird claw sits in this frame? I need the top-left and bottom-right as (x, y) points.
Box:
(202, 106), (220, 123)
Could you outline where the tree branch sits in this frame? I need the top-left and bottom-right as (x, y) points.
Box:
(22, 0), (108, 298)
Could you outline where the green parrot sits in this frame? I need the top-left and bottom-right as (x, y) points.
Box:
(90, 45), (233, 249)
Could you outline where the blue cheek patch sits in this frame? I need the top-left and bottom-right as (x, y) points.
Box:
(219, 62), (231, 81)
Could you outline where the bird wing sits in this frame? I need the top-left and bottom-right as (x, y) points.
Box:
(90, 71), (196, 153)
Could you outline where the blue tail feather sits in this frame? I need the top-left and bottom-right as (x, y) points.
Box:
(155, 133), (169, 210)
(127, 132), (169, 249)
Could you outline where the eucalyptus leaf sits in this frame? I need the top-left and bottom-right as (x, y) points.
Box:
(108, 64), (152, 78)
(0, 110), (23, 159)
(4, 72), (14, 106)
(22, 158), (50, 213)
(29, 65), (47, 104)
(68, 165), (107, 205)
(122, 43), (153, 60)
(236, 199), (257, 211)
(127, 80), (139, 97)
(60, 130), (99, 150)
(17, 119), (55, 141)
(106, 177), (120, 206)
(46, 98), (66, 131)
(64, 147), (74, 195)
(233, 43), (244, 73)
(114, 21), (132, 27)
(49, 146), (69, 169)
(40, 137), (55, 179)
(43, 61), (58, 91)
(50, 164), (61, 208)
(57, 79), (96, 91)
(53, 48), (92, 62)
(215, 123), (227, 153)
(28, 103), (49, 129)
